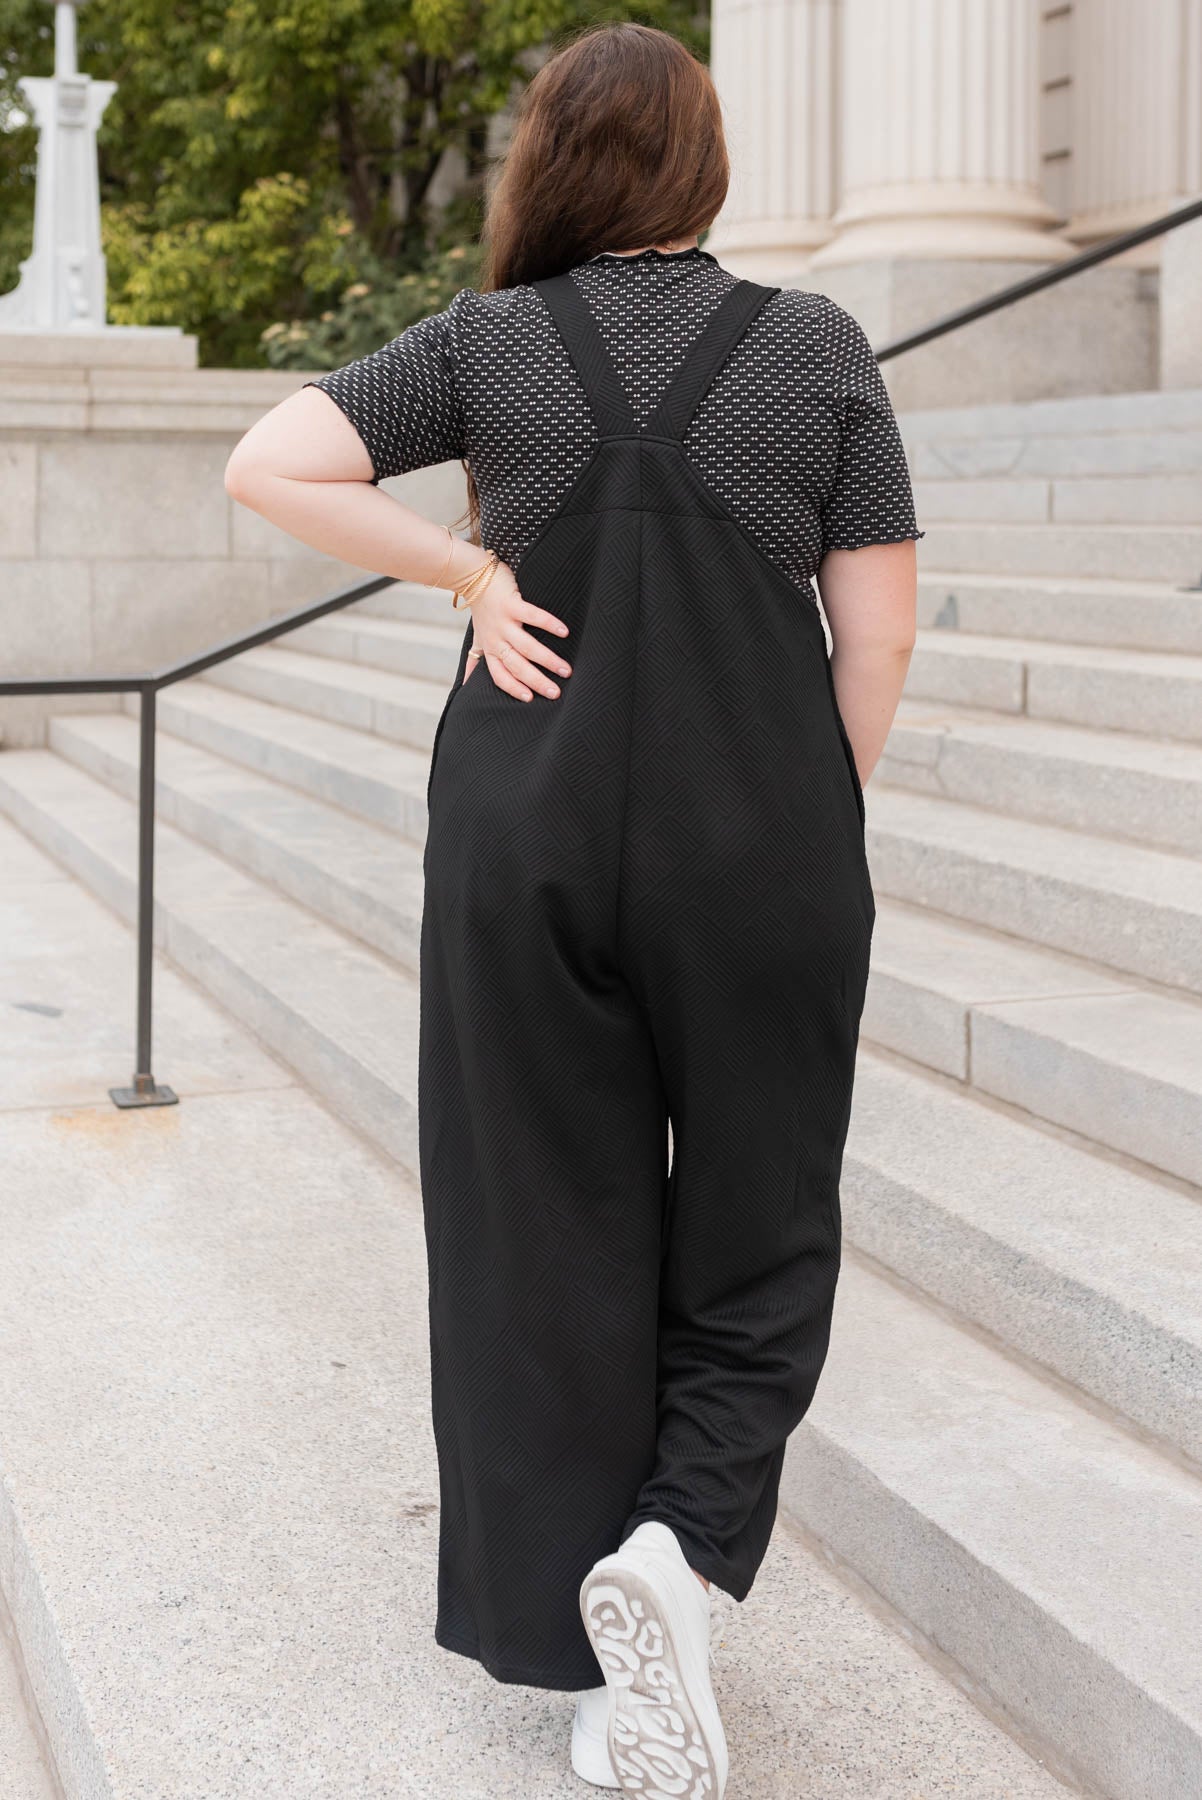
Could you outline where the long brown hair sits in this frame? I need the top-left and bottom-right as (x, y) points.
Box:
(458, 23), (729, 541)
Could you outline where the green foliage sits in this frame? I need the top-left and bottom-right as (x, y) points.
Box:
(0, 0), (48, 295)
(262, 238), (486, 369)
(0, 0), (709, 366)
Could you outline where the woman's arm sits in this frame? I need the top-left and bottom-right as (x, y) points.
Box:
(815, 538), (917, 790)
(224, 386), (572, 702)
(223, 385), (485, 589)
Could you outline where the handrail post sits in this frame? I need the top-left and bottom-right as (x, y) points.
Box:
(109, 684), (178, 1109)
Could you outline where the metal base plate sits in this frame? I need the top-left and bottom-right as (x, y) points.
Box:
(109, 1083), (179, 1109)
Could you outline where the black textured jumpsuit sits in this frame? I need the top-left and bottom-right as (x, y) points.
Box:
(305, 245), (922, 1693)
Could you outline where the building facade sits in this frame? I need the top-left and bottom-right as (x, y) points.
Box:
(708, 0), (1202, 402)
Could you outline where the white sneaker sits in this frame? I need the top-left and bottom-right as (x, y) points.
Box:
(571, 1684), (622, 1787)
(579, 1520), (729, 1798)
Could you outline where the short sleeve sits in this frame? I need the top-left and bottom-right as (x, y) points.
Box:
(818, 301), (924, 556)
(302, 290), (470, 483)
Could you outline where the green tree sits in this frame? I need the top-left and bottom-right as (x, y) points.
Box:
(0, 0), (44, 295)
(0, 1), (708, 368)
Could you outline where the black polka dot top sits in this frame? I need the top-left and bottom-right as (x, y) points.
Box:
(303, 245), (923, 599)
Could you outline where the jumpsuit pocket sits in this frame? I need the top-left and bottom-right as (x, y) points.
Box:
(822, 654), (866, 834)
(425, 617), (478, 812)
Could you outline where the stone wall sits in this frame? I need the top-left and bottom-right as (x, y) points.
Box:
(0, 335), (467, 746)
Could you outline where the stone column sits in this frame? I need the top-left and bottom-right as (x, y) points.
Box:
(798, 0), (1162, 406)
(812, 0), (1068, 266)
(1068, 0), (1202, 265)
(705, 0), (840, 281)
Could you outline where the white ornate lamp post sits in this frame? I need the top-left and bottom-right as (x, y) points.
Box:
(0, 0), (116, 331)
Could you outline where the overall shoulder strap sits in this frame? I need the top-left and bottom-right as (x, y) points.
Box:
(642, 279), (780, 442)
(534, 269), (780, 443)
(534, 271), (638, 439)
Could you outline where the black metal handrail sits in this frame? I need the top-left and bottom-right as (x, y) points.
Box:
(3, 194), (1201, 1107)
(0, 571), (395, 1107)
(875, 195), (1202, 362)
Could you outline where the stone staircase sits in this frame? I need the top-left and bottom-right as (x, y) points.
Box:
(2, 384), (1202, 1797)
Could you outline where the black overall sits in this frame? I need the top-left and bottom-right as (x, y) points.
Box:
(418, 272), (875, 1691)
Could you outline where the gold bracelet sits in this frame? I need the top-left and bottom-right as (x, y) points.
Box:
(457, 551), (498, 602)
(430, 523), (456, 591)
(452, 549), (500, 609)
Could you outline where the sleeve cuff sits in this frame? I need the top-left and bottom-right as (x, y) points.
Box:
(302, 378), (384, 484)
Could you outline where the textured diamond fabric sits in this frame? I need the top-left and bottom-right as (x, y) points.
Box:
(417, 271), (876, 1692)
(303, 245), (923, 598)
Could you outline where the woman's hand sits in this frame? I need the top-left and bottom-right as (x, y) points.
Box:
(462, 561), (573, 702)
(221, 393), (571, 705)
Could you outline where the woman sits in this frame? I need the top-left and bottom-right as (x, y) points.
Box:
(226, 22), (919, 1796)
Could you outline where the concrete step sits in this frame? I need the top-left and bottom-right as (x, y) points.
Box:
(906, 628), (1202, 740)
(0, 836), (1074, 1797)
(917, 522), (1202, 583)
(48, 712), (426, 974)
(219, 606), (1202, 758)
(1045, 475), (1202, 525)
(0, 750), (422, 1172)
(0, 1608), (57, 1800)
(845, 1052), (1202, 1464)
(883, 701), (1202, 854)
(351, 580), (454, 627)
(913, 473), (1202, 526)
(912, 476), (1051, 524)
(200, 642), (442, 753)
(286, 611), (463, 685)
(345, 567), (1202, 659)
(916, 571), (1202, 654)
(907, 425), (1202, 482)
(899, 384), (1202, 442)
(153, 680), (430, 839)
(786, 1257), (1202, 1800)
(866, 898), (1202, 1189)
(866, 783), (1202, 993)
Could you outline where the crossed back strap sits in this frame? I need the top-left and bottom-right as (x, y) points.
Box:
(534, 270), (780, 444)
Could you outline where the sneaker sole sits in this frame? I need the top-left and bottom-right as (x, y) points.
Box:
(580, 1562), (723, 1799)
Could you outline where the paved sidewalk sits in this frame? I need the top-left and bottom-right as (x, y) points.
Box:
(0, 819), (1068, 1797)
